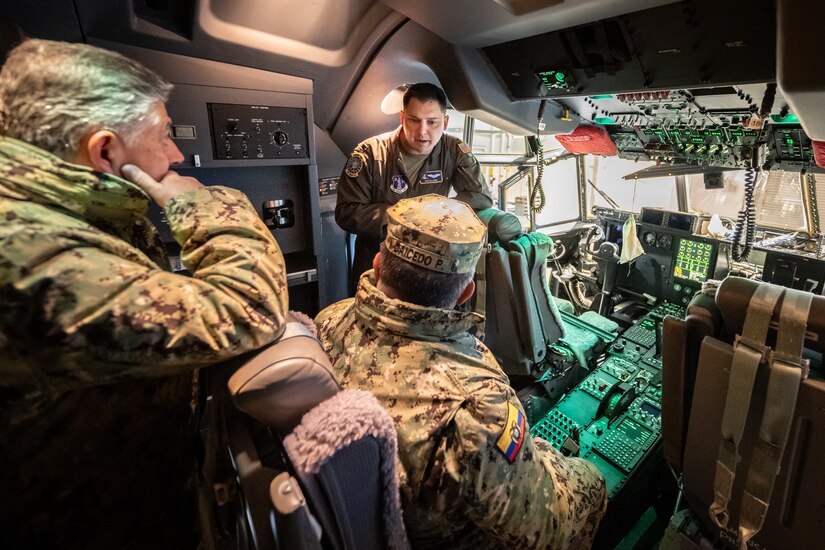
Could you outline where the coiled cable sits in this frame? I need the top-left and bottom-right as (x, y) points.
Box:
(531, 140), (546, 213)
(532, 100), (547, 214)
(807, 172), (820, 233)
(731, 167), (757, 261)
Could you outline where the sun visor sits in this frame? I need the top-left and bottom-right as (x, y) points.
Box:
(555, 125), (618, 156)
(813, 140), (825, 169)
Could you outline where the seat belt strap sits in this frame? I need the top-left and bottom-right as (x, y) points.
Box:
(709, 283), (785, 529)
(738, 288), (812, 549)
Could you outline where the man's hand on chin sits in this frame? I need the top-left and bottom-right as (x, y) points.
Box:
(122, 164), (204, 207)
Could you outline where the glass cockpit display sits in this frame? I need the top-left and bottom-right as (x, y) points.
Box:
(673, 238), (713, 283)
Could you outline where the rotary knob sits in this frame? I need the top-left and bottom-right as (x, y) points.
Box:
(272, 130), (288, 146)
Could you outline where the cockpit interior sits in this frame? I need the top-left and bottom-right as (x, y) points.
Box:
(3, 0), (825, 548)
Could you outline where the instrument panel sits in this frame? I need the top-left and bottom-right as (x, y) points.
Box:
(600, 211), (727, 305)
(559, 87), (818, 172)
(529, 302), (684, 547)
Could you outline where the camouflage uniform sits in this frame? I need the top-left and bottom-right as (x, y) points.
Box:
(317, 195), (606, 549)
(335, 129), (493, 283)
(0, 137), (288, 548)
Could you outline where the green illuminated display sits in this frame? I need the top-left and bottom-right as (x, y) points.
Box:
(673, 239), (713, 283)
(537, 70), (570, 90)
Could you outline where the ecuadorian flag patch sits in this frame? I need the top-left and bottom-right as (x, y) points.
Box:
(496, 402), (525, 463)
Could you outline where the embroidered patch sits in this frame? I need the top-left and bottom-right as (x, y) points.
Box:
(391, 175), (408, 194)
(496, 402), (525, 463)
(458, 141), (472, 154)
(420, 170), (443, 184)
(345, 153), (365, 178)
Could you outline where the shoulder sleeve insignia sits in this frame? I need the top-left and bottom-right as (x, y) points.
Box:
(496, 401), (526, 463)
(458, 141), (472, 155)
(345, 152), (366, 178)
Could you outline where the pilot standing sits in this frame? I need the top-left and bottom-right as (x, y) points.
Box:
(335, 82), (492, 293)
(317, 195), (607, 549)
(0, 40), (289, 548)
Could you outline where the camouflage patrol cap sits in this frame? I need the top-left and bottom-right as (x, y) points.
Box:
(385, 194), (486, 274)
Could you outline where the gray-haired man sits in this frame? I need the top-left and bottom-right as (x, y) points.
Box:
(0, 39), (288, 548)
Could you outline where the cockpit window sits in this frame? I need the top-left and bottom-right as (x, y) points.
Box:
(686, 172), (746, 220)
(585, 156), (678, 214)
(686, 170), (809, 232)
(756, 170), (807, 231)
(471, 118), (526, 156)
(445, 109), (466, 140)
(534, 155), (579, 228)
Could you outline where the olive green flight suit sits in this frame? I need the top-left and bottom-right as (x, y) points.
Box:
(335, 130), (493, 287)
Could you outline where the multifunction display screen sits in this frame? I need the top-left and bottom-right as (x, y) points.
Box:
(673, 238), (713, 282)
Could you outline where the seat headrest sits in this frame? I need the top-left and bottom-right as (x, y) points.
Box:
(476, 208), (523, 244)
(716, 276), (825, 353)
(228, 322), (340, 435)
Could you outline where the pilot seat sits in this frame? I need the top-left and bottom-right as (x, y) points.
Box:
(475, 209), (619, 420)
(661, 277), (825, 549)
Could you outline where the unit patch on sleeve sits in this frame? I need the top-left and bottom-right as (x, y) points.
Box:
(345, 153), (365, 178)
(496, 402), (525, 463)
(420, 170), (443, 184)
(458, 141), (472, 154)
(391, 175), (409, 194)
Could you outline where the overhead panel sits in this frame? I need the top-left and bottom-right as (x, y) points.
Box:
(482, 0), (776, 100)
(553, 84), (818, 173)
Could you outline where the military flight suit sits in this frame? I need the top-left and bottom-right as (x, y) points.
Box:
(335, 129), (493, 286)
(0, 137), (289, 548)
(316, 273), (607, 549)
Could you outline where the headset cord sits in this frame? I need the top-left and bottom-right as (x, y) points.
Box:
(532, 137), (546, 213)
(807, 172), (820, 233)
(531, 100), (547, 215)
(731, 166), (757, 261)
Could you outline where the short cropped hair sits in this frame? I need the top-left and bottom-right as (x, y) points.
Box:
(0, 39), (173, 159)
(379, 242), (473, 309)
(403, 83), (448, 113)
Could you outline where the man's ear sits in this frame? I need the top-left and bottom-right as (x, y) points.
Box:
(443, 113), (449, 131)
(456, 279), (476, 306)
(372, 252), (383, 281)
(76, 130), (125, 174)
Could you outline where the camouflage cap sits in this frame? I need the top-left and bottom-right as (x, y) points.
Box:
(385, 194), (487, 274)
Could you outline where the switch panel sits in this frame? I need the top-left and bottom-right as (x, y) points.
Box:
(208, 103), (309, 160)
